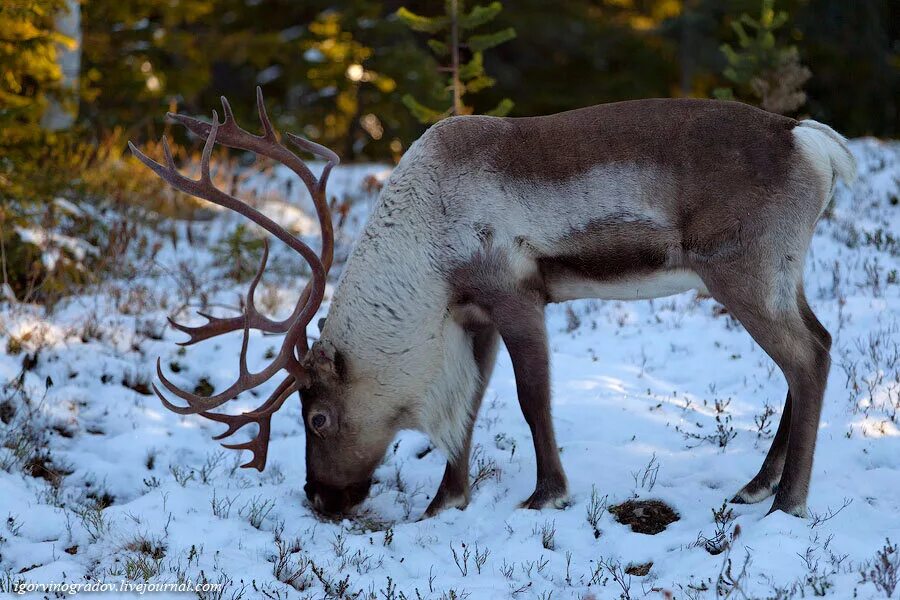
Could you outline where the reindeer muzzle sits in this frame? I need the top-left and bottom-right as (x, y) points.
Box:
(304, 478), (372, 515)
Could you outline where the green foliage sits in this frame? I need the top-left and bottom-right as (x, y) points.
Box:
(302, 10), (398, 159)
(397, 0), (516, 123)
(211, 224), (266, 282)
(713, 0), (810, 114)
(0, 195), (97, 305)
(78, 1), (436, 160)
(396, 7), (448, 34)
(0, 230), (45, 301)
(0, 125), (195, 303)
(0, 0), (74, 146)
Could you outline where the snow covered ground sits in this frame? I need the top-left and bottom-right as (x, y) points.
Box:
(1, 139), (898, 599)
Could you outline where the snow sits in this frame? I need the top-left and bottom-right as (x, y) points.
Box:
(14, 226), (99, 270)
(1, 139), (899, 599)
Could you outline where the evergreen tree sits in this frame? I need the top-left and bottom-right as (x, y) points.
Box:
(302, 10), (396, 159)
(397, 0), (516, 123)
(0, 0), (74, 145)
(483, 1), (678, 116)
(787, 0), (898, 137)
(713, 0), (810, 114)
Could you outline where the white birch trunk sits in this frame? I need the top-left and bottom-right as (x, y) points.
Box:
(41, 0), (81, 131)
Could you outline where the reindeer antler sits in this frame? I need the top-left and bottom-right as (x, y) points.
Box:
(128, 88), (339, 470)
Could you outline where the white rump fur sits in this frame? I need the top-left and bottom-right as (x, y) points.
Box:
(793, 120), (857, 214)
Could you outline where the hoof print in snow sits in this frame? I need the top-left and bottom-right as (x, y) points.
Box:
(625, 561), (653, 577)
(610, 499), (679, 535)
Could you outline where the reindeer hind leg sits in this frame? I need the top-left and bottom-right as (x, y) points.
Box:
(731, 391), (791, 504)
(698, 257), (830, 517)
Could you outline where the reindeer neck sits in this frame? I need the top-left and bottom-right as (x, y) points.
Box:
(321, 154), (451, 390)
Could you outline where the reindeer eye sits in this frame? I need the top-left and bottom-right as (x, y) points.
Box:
(311, 413), (328, 430)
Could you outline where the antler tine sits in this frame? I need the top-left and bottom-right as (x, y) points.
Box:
(220, 95), (236, 126)
(255, 86), (276, 141)
(245, 238), (269, 321)
(165, 240), (271, 347)
(162, 136), (177, 169)
(128, 140), (186, 187)
(199, 375), (298, 471)
(166, 314), (242, 347)
(221, 428), (270, 470)
(284, 132), (340, 199)
(234, 238), (268, 380)
(284, 132), (341, 166)
(199, 110), (218, 183)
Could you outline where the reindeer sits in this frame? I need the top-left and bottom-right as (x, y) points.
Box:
(131, 88), (855, 519)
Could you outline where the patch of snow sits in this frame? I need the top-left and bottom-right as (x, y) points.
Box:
(14, 226), (99, 270)
(303, 48), (325, 63)
(256, 65), (282, 85)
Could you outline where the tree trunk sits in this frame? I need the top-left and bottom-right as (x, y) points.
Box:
(679, 0), (698, 97)
(450, 0), (462, 116)
(41, 0), (81, 131)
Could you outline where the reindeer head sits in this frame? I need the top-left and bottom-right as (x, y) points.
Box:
(131, 89), (386, 516)
(298, 338), (405, 514)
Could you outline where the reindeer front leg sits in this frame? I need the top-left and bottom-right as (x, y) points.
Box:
(451, 257), (568, 510)
(494, 299), (569, 509)
(425, 328), (499, 517)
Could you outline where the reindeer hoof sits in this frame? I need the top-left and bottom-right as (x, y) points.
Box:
(731, 481), (777, 505)
(423, 492), (469, 519)
(767, 498), (807, 518)
(520, 481), (569, 510)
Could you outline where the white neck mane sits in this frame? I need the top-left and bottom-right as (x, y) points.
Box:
(320, 141), (480, 458)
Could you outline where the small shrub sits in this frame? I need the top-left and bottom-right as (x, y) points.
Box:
(676, 397), (737, 449)
(122, 370), (152, 396)
(124, 536), (167, 560)
(240, 495), (275, 529)
(211, 224), (266, 281)
(193, 378), (215, 398)
(625, 562), (652, 577)
(860, 538), (900, 598)
(696, 501), (737, 555)
(586, 486), (608, 539)
(534, 520), (555, 551)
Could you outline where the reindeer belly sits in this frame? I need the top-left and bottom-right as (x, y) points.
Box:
(533, 216), (709, 302)
(545, 268), (708, 302)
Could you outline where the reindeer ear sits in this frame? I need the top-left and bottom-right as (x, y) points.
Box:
(307, 339), (346, 382)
